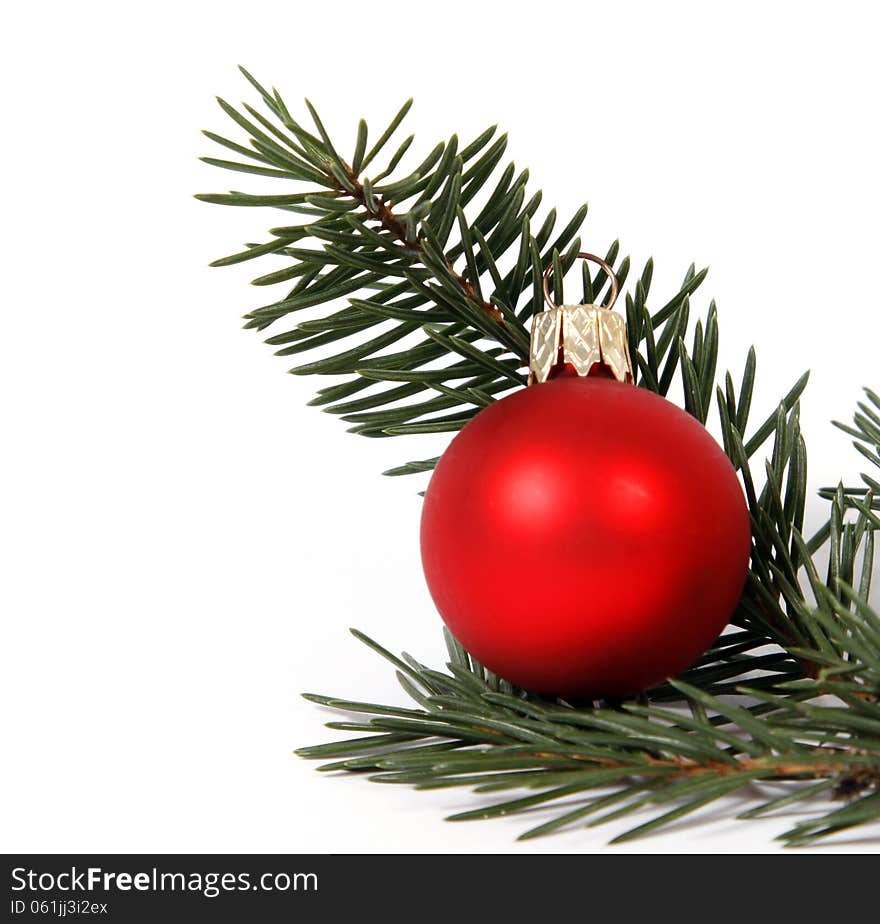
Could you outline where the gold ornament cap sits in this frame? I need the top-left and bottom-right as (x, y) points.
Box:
(529, 253), (634, 385)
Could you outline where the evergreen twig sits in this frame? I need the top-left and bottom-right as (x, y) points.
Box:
(200, 72), (880, 845)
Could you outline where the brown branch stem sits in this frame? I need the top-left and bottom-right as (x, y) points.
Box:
(531, 749), (880, 787)
(339, 166), (505, 325)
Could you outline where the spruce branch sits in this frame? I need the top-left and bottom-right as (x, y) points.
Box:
(297, 616), (880, 846)
(198, 68), (624, 448)
(199, 71), (879, 845)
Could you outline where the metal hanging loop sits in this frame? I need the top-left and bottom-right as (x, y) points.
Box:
(530, 252), (632, 385)
(542, 252), (619, 311)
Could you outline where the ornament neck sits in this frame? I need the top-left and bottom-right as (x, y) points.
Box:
(529, 253), (634, 385)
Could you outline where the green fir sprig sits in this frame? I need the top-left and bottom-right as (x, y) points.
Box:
(199, 70), (880, 846)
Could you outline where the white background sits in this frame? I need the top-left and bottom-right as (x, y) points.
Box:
(3, 0), (879, 853)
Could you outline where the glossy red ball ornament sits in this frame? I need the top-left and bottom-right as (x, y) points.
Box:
(420, 375), (751, 699)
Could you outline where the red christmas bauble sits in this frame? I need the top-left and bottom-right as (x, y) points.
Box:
(420, 376), (751, 699)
